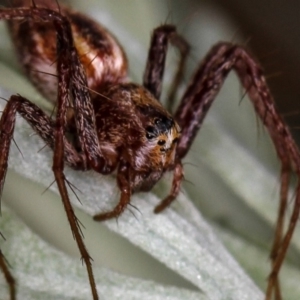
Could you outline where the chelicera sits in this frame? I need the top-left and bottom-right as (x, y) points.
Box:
(0, 1), (299, 300)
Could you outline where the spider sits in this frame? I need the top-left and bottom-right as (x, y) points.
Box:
(0, 0), (299, 300)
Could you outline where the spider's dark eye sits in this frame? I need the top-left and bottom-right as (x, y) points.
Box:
(154, 116), (173, 132)
(172, 137), (179, 144)
(157, 140), (165, 146)
(146, 126), (156, 139)
(154, 118), (161, 125)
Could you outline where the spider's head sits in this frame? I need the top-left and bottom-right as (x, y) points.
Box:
(96, 83), (180, 178)
(125, 83), (181, 171)
(143, 115), (180, 167)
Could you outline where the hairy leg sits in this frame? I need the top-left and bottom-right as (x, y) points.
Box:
(172, 42), (300, 300)
(0, 249), (15, 300)
(143, 24), (190, 110)
(0, 6), (103, 300)
(93, 162), (131, 221)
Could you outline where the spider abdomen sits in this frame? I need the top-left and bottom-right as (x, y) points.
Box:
(8, 1), (128, 103)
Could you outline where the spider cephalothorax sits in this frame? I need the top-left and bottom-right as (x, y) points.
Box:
(94, 84), (180, 168)
(90, 82), (181, 192)
(0, 1), (299, 300)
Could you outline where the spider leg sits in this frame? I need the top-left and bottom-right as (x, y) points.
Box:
(143, 24), (190, 111)
(0, 250), (15, 300)
(0, 7), (101, 300)
(0, 94), (87, 191)
(267, 163), (290, 300)
(266, 182), (300, 300)
(47, 13), (100, 300)
(93, 162), (131, 221)
(0, 94), (89, 299)
(154, 162), (183, 213)
(172, 42), (300, 300)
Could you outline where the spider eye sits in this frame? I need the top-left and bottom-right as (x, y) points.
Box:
(172, 137), (179, 144)
(154, 118), (161, 125)
(157, 140), (165, 146)
(154, 116), (173, 132)
(146, 126), (156, 139)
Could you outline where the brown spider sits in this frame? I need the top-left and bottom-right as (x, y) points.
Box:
(0, 0), (299, 299)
